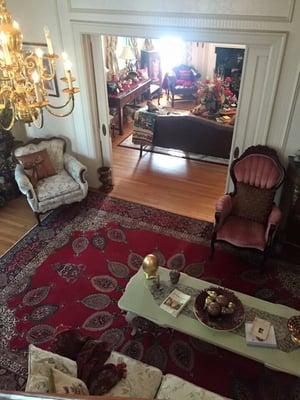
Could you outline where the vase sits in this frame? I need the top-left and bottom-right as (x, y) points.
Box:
(98, 166), (113, 192)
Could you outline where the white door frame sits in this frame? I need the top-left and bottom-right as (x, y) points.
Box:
(57, 3), (286, 190)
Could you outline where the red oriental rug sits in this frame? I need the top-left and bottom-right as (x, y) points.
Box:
(0, 193), (299, 398)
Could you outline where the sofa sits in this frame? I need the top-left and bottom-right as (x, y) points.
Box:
(132, 108), (234, 159)
(105, 351), (230, 400)
(26, 344), (229, 400)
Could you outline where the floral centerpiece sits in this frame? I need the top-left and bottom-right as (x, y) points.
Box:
(194, 77), (237, 115)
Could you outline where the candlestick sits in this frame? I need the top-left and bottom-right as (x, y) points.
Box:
(32, 71), (42, 103)
(44, 26), (54, 55)
(35, 48), (44, 70)
(64, 59), (73, 90)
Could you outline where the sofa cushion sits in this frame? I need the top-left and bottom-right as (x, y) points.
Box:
(51, 368), (89, 395)
(36, 170), (80, 202)
(231, 182), (275, 225)
(105, 351), (162, 399)
(156, 374), (229, 400)
(25, 344), (77, 393)
(216, 215), (266, 251)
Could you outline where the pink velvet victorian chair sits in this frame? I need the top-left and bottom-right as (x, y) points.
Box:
(210, 145), (285, 267)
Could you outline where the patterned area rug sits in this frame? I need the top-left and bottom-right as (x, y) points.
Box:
(0, 193), (299, 398)
(119, 134), (229, 166)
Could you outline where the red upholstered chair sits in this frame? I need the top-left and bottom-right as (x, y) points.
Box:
(166, 64), (200, 107)
(210, 145), (285, 267)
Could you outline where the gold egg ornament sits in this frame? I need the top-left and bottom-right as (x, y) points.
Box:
(142, 254), (159, 279)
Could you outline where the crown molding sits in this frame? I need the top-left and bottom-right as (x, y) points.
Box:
(68, 0), (295, 23)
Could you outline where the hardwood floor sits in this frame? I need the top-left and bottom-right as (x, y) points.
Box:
(111, 122), (228, 222)
(0, 196), (36, 256)
(0, 99), (228, 256)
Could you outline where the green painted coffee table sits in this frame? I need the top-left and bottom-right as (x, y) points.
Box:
(118, 267), (300, 377)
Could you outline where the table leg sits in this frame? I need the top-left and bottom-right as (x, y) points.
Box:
(118, 106), (124, 134)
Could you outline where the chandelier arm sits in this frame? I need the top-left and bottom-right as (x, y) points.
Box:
(0, 104), (15, 131)
(42, 72), (56, 81)
(31, 108), (44, 129)
(45, 95), (75, 117)
(46, 94), (73, 110)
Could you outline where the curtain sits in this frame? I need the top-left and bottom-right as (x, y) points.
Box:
(143, 38), (154, 51)
(185, 41), (193, 66)
(104, 36), (119, 76)
(128, 37), (139, 62)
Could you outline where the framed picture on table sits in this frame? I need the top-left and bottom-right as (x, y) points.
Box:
(23, 42), (60, 97)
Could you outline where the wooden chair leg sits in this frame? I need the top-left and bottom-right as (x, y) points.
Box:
(35, 212), (41, 225)
(172, 93), (175, 108)
(209, 236), (216, 261)
(259, 249), (269, 272)
(139, 145), (143, 158)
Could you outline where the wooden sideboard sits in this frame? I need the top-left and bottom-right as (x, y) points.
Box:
(108, 79), (151, 133)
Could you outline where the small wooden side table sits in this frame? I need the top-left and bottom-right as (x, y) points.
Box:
(108, 79), (151, 133)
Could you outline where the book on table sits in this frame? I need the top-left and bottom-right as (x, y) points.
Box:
(160, 289), (191, 317)
(245, 321), (277, 348)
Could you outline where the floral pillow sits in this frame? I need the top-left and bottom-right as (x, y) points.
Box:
(51, 368), (89, 395)
(25, 344), (77, 393)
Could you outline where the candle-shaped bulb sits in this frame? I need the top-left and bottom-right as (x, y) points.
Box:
(35, 48), (44, 59)
(62, 52), (68, 61)
(12, 20), (20, 30)
(64, 60), (72, 71)
(0, 32), (8, 45)
(0, 32), (12, 65)
(64, 59), (73, 90)
(44, 26), (54, 55)
(32, 70), (40, 83)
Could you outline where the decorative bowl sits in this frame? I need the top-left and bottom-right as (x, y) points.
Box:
(194, 287), (245, 331)
(287, 315), (300, 345)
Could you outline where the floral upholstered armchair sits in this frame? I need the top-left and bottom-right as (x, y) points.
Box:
(14, 137), (88, 224)
(210, 145), (285, 267)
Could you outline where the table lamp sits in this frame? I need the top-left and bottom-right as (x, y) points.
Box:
(120, 45), (135, 72)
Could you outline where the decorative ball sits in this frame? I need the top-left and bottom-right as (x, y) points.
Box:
(216, 295), (229, 307)
(169, 269), (180, 284)
(207, 301), (221, 317)
(207, 290), (217, 300)
(221, 306), (234, 315)
(142, 254), (158, 279)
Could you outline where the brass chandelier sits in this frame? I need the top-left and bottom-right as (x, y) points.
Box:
(0, 0), (80, 131)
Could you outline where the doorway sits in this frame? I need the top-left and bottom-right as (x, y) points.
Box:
(93, 34), (246, 221)
(69, 22), (285, 220)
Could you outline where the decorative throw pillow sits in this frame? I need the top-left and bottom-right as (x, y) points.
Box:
(51, 368), (89, 395)
(26, 344), (77, 393)
(17, 149), (56, 186)
(177, 69), (192, 81)
(231, 182), (275, 225)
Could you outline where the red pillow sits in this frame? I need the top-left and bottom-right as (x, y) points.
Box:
(177, 69), (192, 80)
